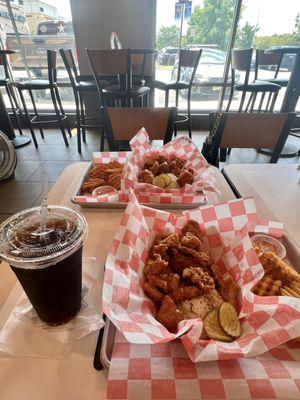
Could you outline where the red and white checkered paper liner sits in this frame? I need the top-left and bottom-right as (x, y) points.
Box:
(103, 191), (300, 362)
(122, 128), (218, 195)
(73, 151), (207, 205)
(107, 331), (300, 400)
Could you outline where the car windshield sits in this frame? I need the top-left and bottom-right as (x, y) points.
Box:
(200, 50), (225, 64)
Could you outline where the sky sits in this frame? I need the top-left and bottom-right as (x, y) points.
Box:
(156, 0), (300, 35)
(42, 0), (299, 36)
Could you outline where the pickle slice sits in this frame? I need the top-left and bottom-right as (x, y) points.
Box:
(152, 175), (166, 188)
(203, 307), (233, 342)
(160, 173), (171, 186)
(219, 302), (241, 338)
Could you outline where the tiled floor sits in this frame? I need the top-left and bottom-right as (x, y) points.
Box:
(0, 128), (299, 223)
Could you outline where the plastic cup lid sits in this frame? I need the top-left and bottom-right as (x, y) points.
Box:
(0, 205), (87, 269)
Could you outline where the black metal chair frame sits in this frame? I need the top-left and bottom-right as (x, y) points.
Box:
(13, 50), (71, 148)
(153, 49), (202, 139)
(0, 51), (23, 136)
(87, 49), (151, 150)
(101, 106), (177, 151)
(207, 111), (296, 166)
(254, 50), (284, 82)
(226, 48), (281, 113)
(60, 48), (101, 153)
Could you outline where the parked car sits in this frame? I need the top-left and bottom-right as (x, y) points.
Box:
(157, 47), (179, 66)
(171, 47), (239, 100)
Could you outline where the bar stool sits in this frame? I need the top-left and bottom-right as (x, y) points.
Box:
(110, 33), (146, 87)
(0, 50), (23, 136)
(255, 49), (288, 87)
(60, 48), (104, 153)
(13, 49), (71, 148)
(226, 48), (281, 113)
(152, 49), (202, 138)
(87, 49), (151, 150)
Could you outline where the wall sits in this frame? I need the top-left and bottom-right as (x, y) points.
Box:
(69, 0), (156, 75)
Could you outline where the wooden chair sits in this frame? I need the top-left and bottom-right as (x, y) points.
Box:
(206, 112), (296, 166)
(226, 48), (281, 113)
(152, 49), (202, 138)
(101, 106), (177, 150)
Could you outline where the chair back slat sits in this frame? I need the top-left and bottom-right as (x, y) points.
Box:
(177, 49), (202, 86)
(47, 49), (57, 84)
(102, 107), (177, 149)
(231, 48), (253, 71)
(87, 49), (129, 75)
(180, 49), (200, 67)
(59, 49), (78, 86)
(255, 49), (283, 79)
(256, 49), (282, 66)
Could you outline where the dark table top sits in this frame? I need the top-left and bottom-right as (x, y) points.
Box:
(266, 46), (300, 55)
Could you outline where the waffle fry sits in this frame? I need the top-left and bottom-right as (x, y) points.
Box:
(281, 286), (300, 299)
(108, 172), (121, 190)
(82, 178), (106, 192)
(107, 160), (123, 170)
(81, 161), (124, 193)
(258, 251), (300, 285)
(252, 275), (282, 296)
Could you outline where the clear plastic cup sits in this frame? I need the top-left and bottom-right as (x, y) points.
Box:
(0, 206), (87, 326)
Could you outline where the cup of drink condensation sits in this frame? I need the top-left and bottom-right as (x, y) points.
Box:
(0, 205), (87, 326)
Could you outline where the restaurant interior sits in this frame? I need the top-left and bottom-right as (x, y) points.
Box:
(0, 0), (299, 399)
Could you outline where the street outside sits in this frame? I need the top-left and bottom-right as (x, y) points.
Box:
(154, 65), (295, 112)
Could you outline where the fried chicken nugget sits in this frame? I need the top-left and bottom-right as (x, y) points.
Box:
(211, 265), (239, 310)
(170, 286), (201, 302)
(180, 246), (211, 267)
(181, 220), (202, 239)
(143, 282), (164, 303)
(151, 243), (169, 261)
(183, 267), (215, 293)
(149, 160), (159, 176)
(177, 169), (194, 187)
(138, 169), (154, 184)
(159, 233), (179, 247)
(181, 232), (202, 251)
(148, 273), (180, 293)
(144, 254), (170, 279)
(157, 295), (185, 332)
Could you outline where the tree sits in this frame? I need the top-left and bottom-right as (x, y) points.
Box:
(236, 22), (259, 49)
(254, 13), (300, 49)
(156, 25), (180, 50)
(184, 0), (235, 50)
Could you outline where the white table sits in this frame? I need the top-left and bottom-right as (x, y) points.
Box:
(0, 162), (235, 400)
(223, 163), (300, 248)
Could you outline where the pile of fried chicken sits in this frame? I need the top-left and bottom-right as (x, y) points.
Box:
(138, 153), (195, 189)
(143, 220), (240, 332)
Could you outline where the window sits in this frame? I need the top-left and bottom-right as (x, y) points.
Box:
(155, 0), (300, 113)
(1, 0), (76, 111)
(155, 0), (235, 111)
